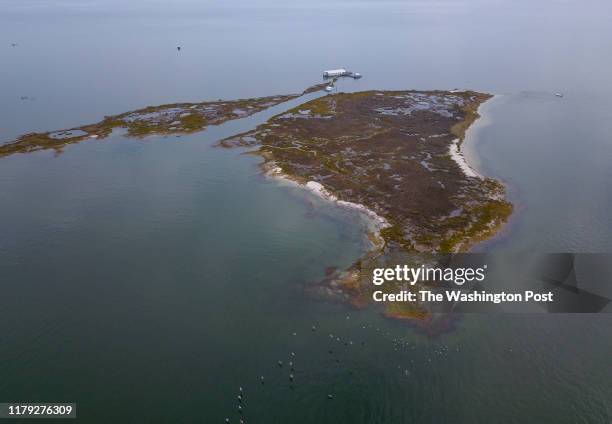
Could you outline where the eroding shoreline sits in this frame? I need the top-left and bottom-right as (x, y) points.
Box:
(262, 161), (390, 251)
(220, 89), (513, 318)
(446, 99), (492, 179)
(2, 86), (513, 327)
(221, 90), (511, 252)
(450, 138), (481, 178)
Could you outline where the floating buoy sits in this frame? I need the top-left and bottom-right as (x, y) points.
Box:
(177, 46), (181, 51)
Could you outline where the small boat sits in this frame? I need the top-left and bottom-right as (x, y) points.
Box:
(555, 92), (564, 98)
(325, 85), (334, 92)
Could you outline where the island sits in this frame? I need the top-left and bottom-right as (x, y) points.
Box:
(220, 90), (510, 252)
(1, 87), (512, 328)
(219, 90), (512, 323)
(0, 94), (306, 158)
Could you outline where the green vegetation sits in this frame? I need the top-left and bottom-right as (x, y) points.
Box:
(221, 89), (512, 321)
(451, 91), (493, 145)
(0, 94), (300, 159)
(180, 114), (207, 131)
(438, 199), (513, 252)
(1, 87), (511, 327)
(380, 224), (414, 251)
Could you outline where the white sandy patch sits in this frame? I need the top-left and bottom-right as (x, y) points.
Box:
(337, 199), (389, 229)
(305, 181), (338, 201)
(264, 164), (389, 237)
(304, 180), (389, 230)
(449, 138), (481, 178)
(460, 94), (497, 175)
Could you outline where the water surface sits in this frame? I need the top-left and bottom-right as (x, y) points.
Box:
(1, 1), (611, 422)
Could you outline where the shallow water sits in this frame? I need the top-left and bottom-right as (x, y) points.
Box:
(468, 92), (612, 253)
(1, 0), (611, 422)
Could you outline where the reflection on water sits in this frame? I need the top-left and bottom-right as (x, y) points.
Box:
(1, 0), (612, 422)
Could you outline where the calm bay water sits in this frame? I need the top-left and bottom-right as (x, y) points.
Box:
(1, 1), (611, 422)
